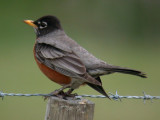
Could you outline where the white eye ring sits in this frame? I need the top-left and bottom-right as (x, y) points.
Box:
(38, 21), (41, 24)
(39, 21), (47, 29)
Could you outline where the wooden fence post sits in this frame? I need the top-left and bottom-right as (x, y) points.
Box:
(45, 96), (95, 120)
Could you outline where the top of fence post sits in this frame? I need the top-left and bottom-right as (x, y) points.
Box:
(45, 96), (95, 120)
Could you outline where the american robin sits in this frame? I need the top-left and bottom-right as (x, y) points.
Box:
(24, 15), (146, 98)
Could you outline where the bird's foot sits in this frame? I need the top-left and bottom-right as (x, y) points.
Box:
(62, 89), (78, 99)
(44, 90), (65, 100)
(44, 92), (78, 100)
(65, 92), (78, 97)
(44, 88), (77, 100)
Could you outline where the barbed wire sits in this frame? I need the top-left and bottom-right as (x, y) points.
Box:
(0, 91), (160, 103)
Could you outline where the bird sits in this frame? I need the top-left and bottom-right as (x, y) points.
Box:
(24, 15), (146, 99)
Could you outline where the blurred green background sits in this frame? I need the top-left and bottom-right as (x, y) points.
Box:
(0, 1), (160, 120)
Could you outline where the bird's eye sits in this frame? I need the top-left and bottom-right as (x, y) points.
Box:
(39, 21), (47, 29)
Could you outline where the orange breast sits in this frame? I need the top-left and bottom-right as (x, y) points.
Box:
(33, 47), (71, 85)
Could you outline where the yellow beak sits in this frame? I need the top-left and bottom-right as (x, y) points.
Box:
(24, 20), (38, 28)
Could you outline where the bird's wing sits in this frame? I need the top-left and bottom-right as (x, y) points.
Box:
(35, 43), (101, 86)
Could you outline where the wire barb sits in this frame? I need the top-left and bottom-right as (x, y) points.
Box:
(109, 91), (122, 101)
(0, 91), (4, 100)
(0, 90), (160, 102)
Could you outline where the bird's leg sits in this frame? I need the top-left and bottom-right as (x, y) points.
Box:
(66, 88), (74, 95)
(51, 84), (71, 96)
(65, 88), (78, 97)
(44, 84), (71, 100)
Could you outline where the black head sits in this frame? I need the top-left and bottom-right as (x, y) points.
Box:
(24, 15), (62, 37)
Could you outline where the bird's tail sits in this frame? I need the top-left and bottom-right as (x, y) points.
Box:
(87, 77), (110, 99)
(105, 65), (147, 78)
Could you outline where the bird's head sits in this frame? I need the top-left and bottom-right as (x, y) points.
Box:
(24, 15), (62, 37)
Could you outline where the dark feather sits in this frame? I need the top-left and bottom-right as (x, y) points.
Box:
(104, 65), (147, 78)
(87, 77), (110, 99)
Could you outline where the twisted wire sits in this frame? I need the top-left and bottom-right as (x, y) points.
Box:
(0, 91), (159, 102)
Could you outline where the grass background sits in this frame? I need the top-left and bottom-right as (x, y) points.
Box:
(0, 1), (160, 120)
